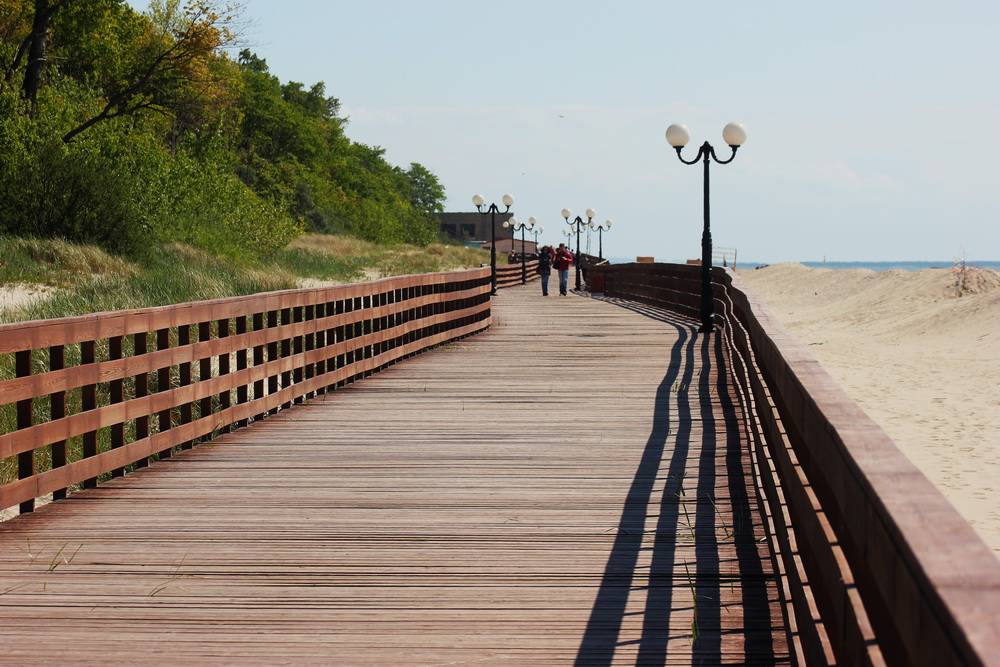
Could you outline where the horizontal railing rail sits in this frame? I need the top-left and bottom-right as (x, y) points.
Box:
(495, 260), (539, 288)
(589, 262), (1000, 667)
(1, 268), (492, 517)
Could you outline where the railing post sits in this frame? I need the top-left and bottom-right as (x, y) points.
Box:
(133, 332), (149, 468)
(252, 312), (265, 420)
(292, 306), (304, 404)
(109, 335), (125, 476)
(198, 322), (212, 439)
(217, 318), (231, 431)
(304, 304), (316, 400)
(267, 310), (279, 415)
(81, 340), (98, 487)
(15, 350), (33, 514)
(280, 308), (292, 409)
(177, 325), (192, 449)
(235, 315), (248, 426)
(49, 345), (68, 497)
(155, 329), (172, 459)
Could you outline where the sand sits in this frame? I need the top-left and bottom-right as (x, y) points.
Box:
(0, 283), (54, 314)
(739, 264), (1000, 554)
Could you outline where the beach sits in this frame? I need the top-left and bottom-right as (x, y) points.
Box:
(739, 264), (1000, 554)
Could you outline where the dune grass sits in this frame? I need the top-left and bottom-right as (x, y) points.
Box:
(0, 234), (488, 323)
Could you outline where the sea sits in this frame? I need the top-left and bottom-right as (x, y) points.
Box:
(605, 257), (1000, 272)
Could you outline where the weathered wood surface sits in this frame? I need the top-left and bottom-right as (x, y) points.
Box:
(592, 262), (1000, 667)
(1, 269), (491, 514)
(496, 259), (540, 288)
(0, 286), (791, 665)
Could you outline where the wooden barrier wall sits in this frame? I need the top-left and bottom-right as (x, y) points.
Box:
(590, 262), (1000, 667)
(0, 268), (492, 517)
(495, 260), (539, 288)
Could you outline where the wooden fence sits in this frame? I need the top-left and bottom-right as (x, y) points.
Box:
(0, 268), (491, 517)
(589, 262), (1000, 667)
(496, 260), (539, 289)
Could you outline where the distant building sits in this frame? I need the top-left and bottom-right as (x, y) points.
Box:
(438, 212), (513, 244)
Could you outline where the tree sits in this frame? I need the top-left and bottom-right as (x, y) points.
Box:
(282, 80), (340, 121)
(405, 162), (445, 215)
(1, 0), (33, 87)
(61, 0), (237, 143)
(15, 0), (72, 111)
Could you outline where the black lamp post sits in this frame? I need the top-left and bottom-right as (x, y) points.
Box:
(531, 222), (544, 247)
(473, 193), (514, 295)
(503, 216), (536, 284)
(589, 219), (613, 261)
(561, 207), (595, 291)
(666, 122), (747, 333)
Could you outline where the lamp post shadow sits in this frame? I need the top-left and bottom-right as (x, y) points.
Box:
(575, 297), (774, 666)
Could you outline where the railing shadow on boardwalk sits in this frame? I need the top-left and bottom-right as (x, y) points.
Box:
(575, 296), (773, 667)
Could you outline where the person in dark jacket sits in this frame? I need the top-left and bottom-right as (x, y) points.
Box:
(553, 243), (574, 296)
(537, 246), (553, 296)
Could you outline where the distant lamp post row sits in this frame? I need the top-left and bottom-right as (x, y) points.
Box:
(561, 207), (595, 291)
(665, 121), (747, 332)
(503, 216), (536, 284)
(531, 223), (544, 246)
(589, 219), (613, 261)
(473, 193), (514, 295)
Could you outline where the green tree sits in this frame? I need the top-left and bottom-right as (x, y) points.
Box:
(404, 162), (446, 215)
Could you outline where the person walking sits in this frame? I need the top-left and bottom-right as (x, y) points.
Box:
(537, 245), (553, 296)
(553, 243), (574, 296)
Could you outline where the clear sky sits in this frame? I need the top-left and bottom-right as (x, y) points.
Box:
(130, 0), (1000, 262)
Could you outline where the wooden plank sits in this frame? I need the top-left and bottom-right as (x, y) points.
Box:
(0, 312), (491, 510)
(0, 287), (787, 665)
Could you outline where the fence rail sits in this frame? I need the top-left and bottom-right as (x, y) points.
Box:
(589, 262), (1000, 667)
(495, 260), (539, 288)
(1, 268), (492, 516)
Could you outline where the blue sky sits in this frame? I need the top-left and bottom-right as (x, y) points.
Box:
(131, 0), (1000, 261)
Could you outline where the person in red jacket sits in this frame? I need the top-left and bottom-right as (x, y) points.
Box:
(553, 243), (574, 296)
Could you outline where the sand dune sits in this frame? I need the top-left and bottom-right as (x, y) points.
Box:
(740, 264), (1000, 554)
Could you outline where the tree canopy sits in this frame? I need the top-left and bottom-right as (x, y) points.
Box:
(0, 0), (447, 257)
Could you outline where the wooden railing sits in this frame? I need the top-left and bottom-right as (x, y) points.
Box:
(496, 260), (539, 288)
(589, 262), (1000, 667)
(0, 268), (491, 517)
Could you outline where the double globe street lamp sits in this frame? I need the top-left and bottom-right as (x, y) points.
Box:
(503, 216), (536, 284)
(665, 122), (747, 332)
(561, 207), (596, 291)
(473, 193), (514, 295)
(589, 219), (613, 261)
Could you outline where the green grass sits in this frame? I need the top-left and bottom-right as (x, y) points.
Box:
(0, 237), (132, 288)
(0, 234), (488, 323)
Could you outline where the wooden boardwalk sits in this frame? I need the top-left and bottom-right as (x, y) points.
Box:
(0, 286), (791, 665)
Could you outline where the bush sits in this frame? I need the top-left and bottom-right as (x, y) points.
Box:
(0, 84), (300, 259)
